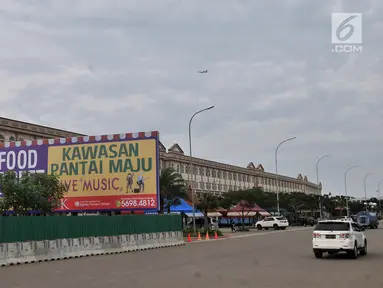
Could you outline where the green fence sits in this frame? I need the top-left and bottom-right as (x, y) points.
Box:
(0, 215), (182, 243)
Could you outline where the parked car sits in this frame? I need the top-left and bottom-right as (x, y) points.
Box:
(296, 216), (316, 226)
(256, 216), (289, 230)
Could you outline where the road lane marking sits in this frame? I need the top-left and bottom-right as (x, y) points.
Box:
(186, 227), (313, 244)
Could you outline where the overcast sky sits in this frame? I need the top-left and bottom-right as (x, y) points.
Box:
(0, 0), (382, 198)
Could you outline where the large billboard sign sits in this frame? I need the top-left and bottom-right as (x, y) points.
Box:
(0, 132), (160, 212)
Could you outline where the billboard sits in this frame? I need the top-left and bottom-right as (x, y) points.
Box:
(0, 132), (160, 212)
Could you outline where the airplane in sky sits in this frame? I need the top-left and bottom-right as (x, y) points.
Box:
(198, 70), (208, 73)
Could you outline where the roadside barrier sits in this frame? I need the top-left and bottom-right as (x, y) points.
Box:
(0, 231), (185, 267)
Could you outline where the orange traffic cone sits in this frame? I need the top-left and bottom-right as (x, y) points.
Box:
(197, 232), (201, 240)
(187, 233), (192, 242)
(214, 231), (218, 239)
(205, 231), (210, 240)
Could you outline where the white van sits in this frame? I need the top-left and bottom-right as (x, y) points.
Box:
(187, 217), (218, 229)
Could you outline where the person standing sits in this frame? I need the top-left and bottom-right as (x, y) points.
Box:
(231, 220), (236, 232)
(126, 173), (134, 193)
(137, 175), (145, 193)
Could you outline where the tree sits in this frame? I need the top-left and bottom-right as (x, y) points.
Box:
(231, 189), (260, 228)
(196, 192), (219, 228)
(0, 171), (67, 215)
(218, 191), (236, 212)
(159, 168), (188, 214)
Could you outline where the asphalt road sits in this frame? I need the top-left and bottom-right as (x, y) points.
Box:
(1, 226), (383, 288)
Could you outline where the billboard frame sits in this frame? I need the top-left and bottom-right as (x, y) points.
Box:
(0, 131), (160, 213)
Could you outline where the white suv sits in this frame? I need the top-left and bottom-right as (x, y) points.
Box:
(312, 220), (367, 259)
(256, 216), (289, 230)
(337, 216), (355, 222)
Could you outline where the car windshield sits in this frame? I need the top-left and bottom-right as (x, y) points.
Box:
(315, 222), (350, 231)
(275, 217), (287, 221)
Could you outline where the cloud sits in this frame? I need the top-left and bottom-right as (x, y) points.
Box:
(0, 0), (382, 197)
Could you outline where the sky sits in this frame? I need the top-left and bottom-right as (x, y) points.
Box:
(0, 0), (382, 198)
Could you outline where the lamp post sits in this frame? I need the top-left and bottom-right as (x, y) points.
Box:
(363, 173), (373, 212)
(316, 154), (332, 219)
(344, 165), (359, 216)
(189, 106), (214, 234)
(378, 179), (383, 213)
(363, 173), (373, 209)
(275, 136), (296, 216)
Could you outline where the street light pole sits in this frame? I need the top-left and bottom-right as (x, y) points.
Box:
(316, 154), (332, 219)
(275, 136), (296, 216)
(189, 105), (214, 234)
(364, 173), (373, 210)
(344, 165), (359, 216)
(377, 179), (383, 213)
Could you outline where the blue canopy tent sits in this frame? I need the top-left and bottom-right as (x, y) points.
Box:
(145, 198), (204, 217)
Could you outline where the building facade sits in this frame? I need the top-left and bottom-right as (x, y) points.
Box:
(160, 143), (321, 196)
(0, 117), (84, 141)
(0, 117), (321, 196)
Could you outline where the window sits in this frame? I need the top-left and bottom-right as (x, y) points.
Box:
(263, 217), (273, 221)
(314, 222), (350, 231)
(212, 183), (217, 190)
(176, 164), (180, 173)
(200, 182), (205, 189)
(275, 217), (287, 221)
(0, 134), (4, 142)
(212, 170), (216, 178)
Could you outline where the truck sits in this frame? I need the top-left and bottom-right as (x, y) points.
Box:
(355, 211), (379, 229)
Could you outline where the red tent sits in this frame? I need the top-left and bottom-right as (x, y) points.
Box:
(227, 202), (270, 217)
(229, 202), (264, 212)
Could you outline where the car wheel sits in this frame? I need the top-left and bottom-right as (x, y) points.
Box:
(273, 224), (279, 230)
(257, 224), (262, 230)
(314, 250), (323, 258)
(360, 240), (367, 256)
(348, 242), (358, 259)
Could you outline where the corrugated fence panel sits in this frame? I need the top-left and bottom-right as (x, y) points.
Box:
(0, 214), (182, 243)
